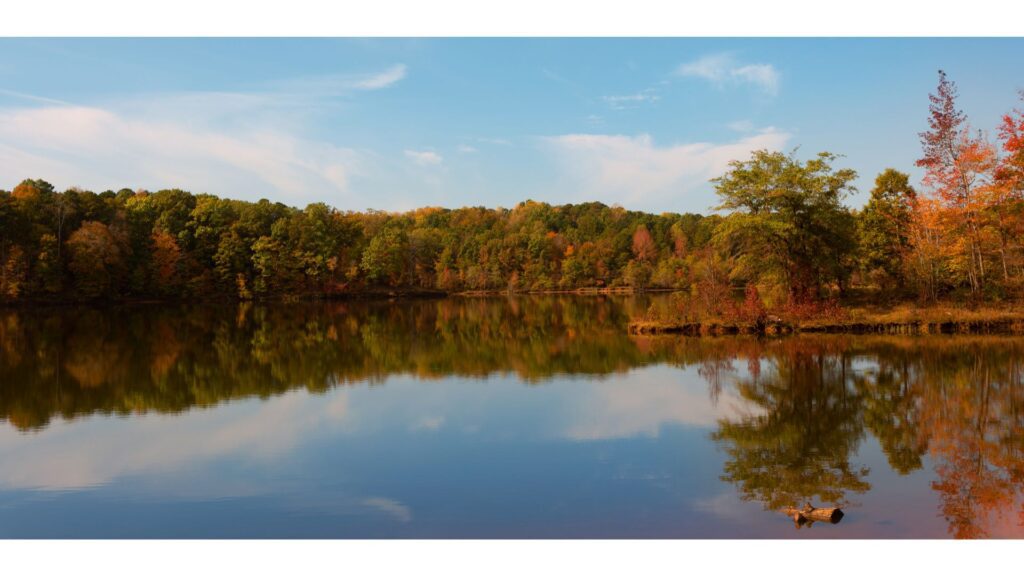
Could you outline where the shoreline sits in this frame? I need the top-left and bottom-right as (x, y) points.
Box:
(0, 286), (683, 307)
(629, 309), (1024, 336)
(7, 292), (1024, 338)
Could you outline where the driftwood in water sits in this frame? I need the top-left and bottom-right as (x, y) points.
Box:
(781, 503), (844, 528)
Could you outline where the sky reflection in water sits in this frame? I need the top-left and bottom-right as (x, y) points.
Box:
(1, 297), (1023, 538)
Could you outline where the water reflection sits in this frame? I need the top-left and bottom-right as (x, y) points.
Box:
(710, 340), (871, 514)
(1, 298), (1024, 537)
(691, 336), (1024, 538)
(0, 296), (654, 430)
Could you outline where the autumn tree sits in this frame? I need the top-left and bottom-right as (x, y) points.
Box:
(631, 224), (656, 263)
(997, 91), (1024, 198)
(66, 221), (128, 299)
(916, 71), (999, 296)
(11, 178), (55, 204)
(991, 91), (1024, 292)
(0, 245), (27, 299)
(0, 190), (28, 300)
(905, 195), (946, 302)
(151, 230), (183, 295)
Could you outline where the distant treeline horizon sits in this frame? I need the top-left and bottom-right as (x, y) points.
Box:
(2, 71), (1023, 308)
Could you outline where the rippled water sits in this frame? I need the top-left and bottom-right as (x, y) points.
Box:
(1, 296), (1022, 538)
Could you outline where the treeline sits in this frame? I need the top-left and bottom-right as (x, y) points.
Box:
(0, 179), (722, 301)
(1, 71), (1022, 306)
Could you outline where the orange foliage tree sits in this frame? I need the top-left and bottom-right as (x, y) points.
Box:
(66, 221), (128, 299)
(916, 70), (999, 297)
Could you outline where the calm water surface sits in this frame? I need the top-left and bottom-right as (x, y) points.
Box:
(1, 296), (1023, 538)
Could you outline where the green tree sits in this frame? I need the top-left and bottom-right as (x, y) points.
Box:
(858, 169), (916, 291)
(361, 226), (408, 286)
(713, 150), (858, 303)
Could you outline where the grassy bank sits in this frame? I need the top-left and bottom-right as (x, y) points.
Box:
(628, 304), (1024, 336)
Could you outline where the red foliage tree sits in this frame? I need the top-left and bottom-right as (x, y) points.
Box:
(631, 225), (656, 263)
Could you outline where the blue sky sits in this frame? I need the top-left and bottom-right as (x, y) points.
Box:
(1, 38), (1022, 214)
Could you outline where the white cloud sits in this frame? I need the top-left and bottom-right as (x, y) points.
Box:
(677, 53), (734, 82)
(676, 53), (780, 96)
(0, 105), (362, 204)
(0, 62), (416, 207)
(544, 128), (791, 211)
(456, 144), (478, 154)
(404, 149), (443, 166)
(0, 64), (415, 206)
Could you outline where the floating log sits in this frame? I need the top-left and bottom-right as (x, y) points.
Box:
(781, 503), (844, 527)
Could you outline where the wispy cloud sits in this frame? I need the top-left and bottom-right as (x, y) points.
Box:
(361, 497), (413, 523)
(456, 144), (478, 154)
(727, 119), (756, 132)
(541, 67), (576, 88)
(602, 90), (661, 110)
(676, 53), (780, 96)
(0, 88), (74, 106)
(263, 63), (407, 95)
(544, 128), (791, 211)
(476, 137), (512, 146)
(348, 64), (408, 90)
(404, 149), (443, 166)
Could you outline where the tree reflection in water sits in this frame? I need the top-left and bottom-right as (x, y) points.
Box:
(2, 298), (1024, 537)
(709, 338), (871, 513)
(697, 336), (1024, 537)
(0, 296), (654, 430)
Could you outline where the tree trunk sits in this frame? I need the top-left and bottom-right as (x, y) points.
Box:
(998, 231), (1009, 282)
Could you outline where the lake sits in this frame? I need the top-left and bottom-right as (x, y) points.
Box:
(1, 295), (1022, 538)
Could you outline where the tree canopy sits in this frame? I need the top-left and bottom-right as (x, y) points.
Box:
(712, 150), (858, 303)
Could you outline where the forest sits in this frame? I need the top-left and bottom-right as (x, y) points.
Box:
(2, 71), (1023, 312)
